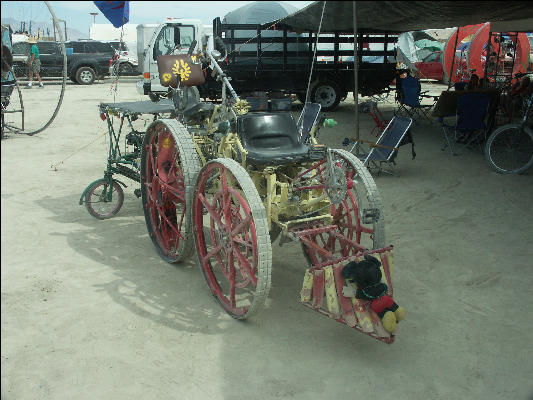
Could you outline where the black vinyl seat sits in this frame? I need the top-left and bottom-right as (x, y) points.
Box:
(183, 101), (215, 123)
(237, 112), (309, 166)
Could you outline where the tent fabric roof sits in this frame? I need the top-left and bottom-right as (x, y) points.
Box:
(490, 18), (533, 32)
(414, 39), (444, 51)
(275, 1), (533, 33)
(223, 1), (298, 24)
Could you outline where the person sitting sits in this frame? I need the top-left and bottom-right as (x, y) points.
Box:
(501, 75), (531, 120)
(466, 74), (480, 90)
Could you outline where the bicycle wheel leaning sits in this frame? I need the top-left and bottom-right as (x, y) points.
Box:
(484, 124), (533, 174)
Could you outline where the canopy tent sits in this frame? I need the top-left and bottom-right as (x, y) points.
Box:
(422, 28), (455, 42)
(222, 1), (309, 66)
(397, 32), (418, 63)
(267, 0), (531, 148)
(414, 39), (444, 52)
(223, 1), (298, 24)
(490, 18), (533, 32)
(274, 1), (532, 33)
(397, 35), (445, 65)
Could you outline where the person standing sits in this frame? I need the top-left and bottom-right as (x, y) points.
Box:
(26, 38), (43, 89)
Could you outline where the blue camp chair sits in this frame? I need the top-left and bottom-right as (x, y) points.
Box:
(395, 75), (438, 124)
(297, 102), (322, 143)
(343, 116), (414, 175)
(454, 81), (467, 91)
(438, 93), (491, 155)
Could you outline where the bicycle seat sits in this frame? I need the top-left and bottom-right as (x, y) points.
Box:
(183, 100), (215, 124)
(237, 112), (310, 166)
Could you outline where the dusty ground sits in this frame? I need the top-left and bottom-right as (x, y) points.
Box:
(1, 78), (532, 400)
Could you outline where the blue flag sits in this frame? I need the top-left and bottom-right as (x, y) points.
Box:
(93, 1), (130, 28)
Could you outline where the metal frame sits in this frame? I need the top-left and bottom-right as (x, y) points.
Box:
(79, 101), (173, 210)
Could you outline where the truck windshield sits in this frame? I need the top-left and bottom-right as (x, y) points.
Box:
(153, 25), (195, 59)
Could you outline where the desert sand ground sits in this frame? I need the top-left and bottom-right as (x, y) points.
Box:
(1, 77), (532, 400)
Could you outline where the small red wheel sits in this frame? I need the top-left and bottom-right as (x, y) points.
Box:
(296, 148), (385, 266)
(141, 119), (201, 263)
(192, 158), (272, 319)
(84, 178), (124, 219)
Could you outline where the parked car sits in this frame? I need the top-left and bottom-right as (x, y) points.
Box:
(414, 50), (444, 81)
(106, 40), (139, 75)
(12, 40), (114, 84)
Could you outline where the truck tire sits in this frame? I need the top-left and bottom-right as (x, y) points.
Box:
(75, 66), (96, 85)
(311, 80), (342, 111)
(117, 62), (134, 75)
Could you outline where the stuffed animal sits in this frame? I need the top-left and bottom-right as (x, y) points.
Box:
(342, 254), (405, 333)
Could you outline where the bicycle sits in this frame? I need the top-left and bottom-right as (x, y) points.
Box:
(484, 93), (533, 174)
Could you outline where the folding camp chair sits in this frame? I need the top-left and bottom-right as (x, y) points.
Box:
(438, 93), (490, 156)
(342, 116), (414, 175)
(297, 102), (322, 143)
(394, 75), (438, 124)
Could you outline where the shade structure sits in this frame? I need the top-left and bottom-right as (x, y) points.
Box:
(273, 1), (532, 33)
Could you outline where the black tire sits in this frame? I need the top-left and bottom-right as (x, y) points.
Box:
(84, 179), (124, 219)
(75, 66), (96, 85)
(141, 119), (201, 263)
(118, 63), (133, 75)
(484, 124), (533, 174)
(311, 80), (342, 111)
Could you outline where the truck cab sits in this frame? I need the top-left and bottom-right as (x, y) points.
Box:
(137, 18), (396, 111)
(137, 19), (211, 96)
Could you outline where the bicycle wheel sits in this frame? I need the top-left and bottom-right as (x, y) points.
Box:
(192, 158), (272, 319)
(85, 179), (124, 219)
(141, 119), (201, 263)
(297, 149), (385, 266)
(485, 124), (533, 174)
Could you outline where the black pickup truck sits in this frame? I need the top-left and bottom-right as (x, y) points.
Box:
(11, 40), (114, 85)
(197, 18), (397, 111)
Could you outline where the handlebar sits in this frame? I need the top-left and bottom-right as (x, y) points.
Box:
(188, 40), (197, 56)
(205, 37), (238, 101)
(215, 36), (227, 59)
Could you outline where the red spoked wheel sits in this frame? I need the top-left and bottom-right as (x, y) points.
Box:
(192, 158), (272, 319)
(141, 119), (201, 263)
(295, 148), (385, 266)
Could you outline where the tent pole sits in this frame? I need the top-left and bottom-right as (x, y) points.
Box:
(353, 1), (359, 151)
(447, 26), (460, 90)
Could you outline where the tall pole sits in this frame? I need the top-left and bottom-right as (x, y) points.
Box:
(89, 12), (98, 38)
(447, 26), (460, 91)
(353, 1), (360, 150)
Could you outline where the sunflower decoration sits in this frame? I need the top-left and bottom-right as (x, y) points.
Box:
(172, 59), (192, 82)
(233, 99), (251, 115)
(162, 73), (172, 82)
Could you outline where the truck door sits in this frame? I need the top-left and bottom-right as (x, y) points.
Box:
(149, 24), (195, 93)
(38, 41), (62, 76)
